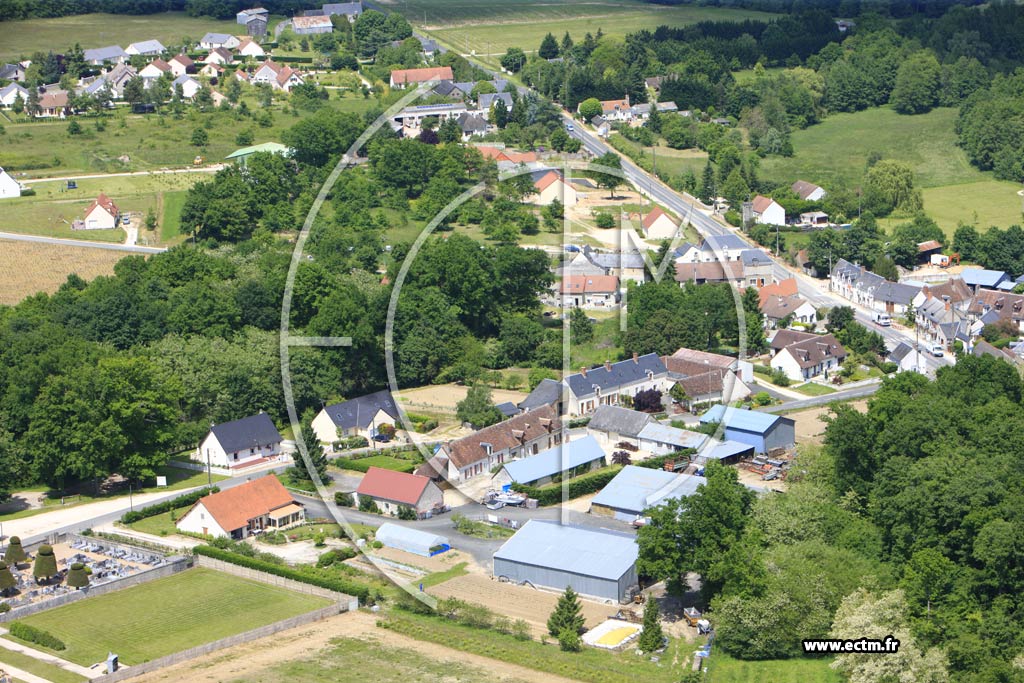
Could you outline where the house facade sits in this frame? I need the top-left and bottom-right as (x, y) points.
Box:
(641, 207), (680, 241)
(558, 274), (619, 309)
(0, 167), (23, 198)
(530, 169), (578, 206)
(311, 389), (401, 446)
(389, 66), (454, 88)
(194, 412), (284, 469)
(355, 467), (444, 517)
(769, 330), (847, 381)
(176, 476), (304, 539)
(760, 293), (817, 328)
(441, 405), (561, 481)
(791, 180), (826, 201)
(83, 193), (118, 229)
(752, 195), (785, 225)
(563, 353), (669, 416)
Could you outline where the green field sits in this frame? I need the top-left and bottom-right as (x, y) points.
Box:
(6, 568), (331, 666)
(232, 635), (532, 683)
(0, 13), (249, 63)
(0, 172), (207, 243)
(792, 382), (838, 397)
(921, 181), (1024, 235)
(761, 107), (986, 191)
(0, 648), (86, 683)
(704, 653), (843, 683)
(609, 134), (710, 183)
(340, 455), (419, 472)
(160, 189), (188, 242)
(411, 0), (777, 61)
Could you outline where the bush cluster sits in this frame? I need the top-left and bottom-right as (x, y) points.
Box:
(120, 486), (219, 524)
(9, 622), (65, 650)
(192, 545), (370, 603)
(511, 467), (621, 506)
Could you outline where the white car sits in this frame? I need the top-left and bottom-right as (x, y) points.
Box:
(565, 122), (574, 132)
(929, 344), (944, 357)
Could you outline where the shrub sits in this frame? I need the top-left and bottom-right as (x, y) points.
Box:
(9, 622), (66, 651)
(567, 417), (591, 429)
(558, 627), (582, 652)
(32, 545), (58, 581)
(334, 491), (354, 507)
(753, 364), (771, 376)
(770, 367), (792, 387)
(371, 540), (383, 549)
(313, 532), (326, 547)
(333, 436), (369, 450)
(512, 467), (622, 506)
(594, 211), (615, 229)
(3, 536), (26, 564)
(121, 487), (219, 524)
(358, 496), (380, 513)
(316, 547), (356, 568)
(66, 562), (90, 589)
(0, 602), (10, 613)
(397, 506), (417, 521)
(192, 545), (370, 602)
(635, 449), (695, 471)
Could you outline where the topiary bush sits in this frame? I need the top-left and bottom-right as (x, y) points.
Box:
(32, 544), (58, 582)
(66, 562), (90, 589)
(4, 536), (27, 565)
(0, 561), (14, 595)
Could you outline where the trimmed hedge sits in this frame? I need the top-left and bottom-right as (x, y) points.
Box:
(121, 486), (219, 524)
(337, 458), (417, 474)
(192, 545), (370, 603)
(511, 466), (622, 506)
(567, 417), (591, 428)
(9, 622), (66, 651)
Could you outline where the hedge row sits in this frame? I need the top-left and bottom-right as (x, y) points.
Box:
(511, 466), (622, 506)
(336, 458), (417, 474)
(192, 545), (369, 603)
(121, 486), (219, 524)
(9, 622), (65, 650)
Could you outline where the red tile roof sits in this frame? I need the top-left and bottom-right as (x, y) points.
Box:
(170, 54), (194, 67)
(148, 58), (171, 72)
(601, 98), (629, 113)
(641, 206), (677, 230)
(534, 170), (562, 192)
(752, 195), (775, 214)
(476, 146), (538, 163)
(757, 278), (799, 305)
(186, 476), (297, 533)
(85, 192), (118, 219)
(560, 274), (619, 294)
(390, 66), (454, 85)
(357, 467), (432, 506)
(445, 406), (560, 469)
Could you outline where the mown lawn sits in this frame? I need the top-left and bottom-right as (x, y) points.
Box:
(336, 455), (419, 473)
(6, 568), (331, 666)
(920, 181), (1023, 236)
(792, 382), (838, 397)
(0, 647), (86, 683)
(704, 653), (843, 683)
(760, 106), (986, 191)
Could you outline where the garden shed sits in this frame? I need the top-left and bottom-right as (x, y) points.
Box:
(375, 523), (450, 557)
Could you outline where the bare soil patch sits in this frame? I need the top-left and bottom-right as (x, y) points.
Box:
(0, 241), (125, 305)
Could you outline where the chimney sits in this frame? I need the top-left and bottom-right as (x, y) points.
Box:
(604, 360), (612, 372)
(580, 366), (587, 377)
(632, 352), (639, 364)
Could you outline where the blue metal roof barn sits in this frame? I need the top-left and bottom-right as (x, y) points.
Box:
(493, 435), (606, 488)
(375, 523), (450, 557)
(492, 521), (638, 601)
(700, 405), (795, 453)
(590, 465), (707, 521)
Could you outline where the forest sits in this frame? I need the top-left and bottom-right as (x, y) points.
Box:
(638, 354), (1024, 682)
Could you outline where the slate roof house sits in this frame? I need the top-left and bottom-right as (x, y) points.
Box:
(888, 341), (926, 373)
(516, 377), (563, 414)
(440, 406), (561, 481)
(125, 40), (165, 56)
(311, 389), (401, 446)
(564, 354), (669, 416)
(355, 467), (444, 517)
(176, 476), (303, 539)
(830, 259), (921, 315)
(194, 412), (285, 470)
(83, 46), (128, 65)
(662, 348), (753, 409)
(586, 405), (655, 447)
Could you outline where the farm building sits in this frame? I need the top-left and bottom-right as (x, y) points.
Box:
(376, 523), (449, 557)
(590, 465), (706, 521)
(355, 467), (444, 517)
(311, 389), (401, 446)
(692, 439), (754, 466)
(225, 141), (290, 166)
(699, 405), (795, 453)
(292, 15), (334, 34)
(194, 412), (284, 470)
(176, 476), (304, 539)
(791, 180), (826, 201)
(491, 435), (606, 489)
(586, 405), (654, 447)
(636, 422), (705, 455)
(641, 206), (680, 241)
(493, 520), (638, 602)
(529, 169), (578, 207)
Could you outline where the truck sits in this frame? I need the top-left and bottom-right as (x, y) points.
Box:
(930, 254), (950, 267)
(873, 312), (892, 327)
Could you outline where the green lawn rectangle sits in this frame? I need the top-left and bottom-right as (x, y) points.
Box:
(792, 382), (838, 397)
(0, 648), (86, 683)
(341, 455), (419, 472)
(6, 568), (331, 666)
(704, 653), (844, 683)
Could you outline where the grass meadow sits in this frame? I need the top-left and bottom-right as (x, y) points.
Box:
(6, 568), (331, 666)
(0, 13), (253, 63)
(0, 647), (86, 683)
(703, 653), (843, 683)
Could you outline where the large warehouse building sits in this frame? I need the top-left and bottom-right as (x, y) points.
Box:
(589, 465), (707, 522)
(492, 520), (639, 602)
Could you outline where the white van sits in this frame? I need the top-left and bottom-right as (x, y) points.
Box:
(874, 312), (892, 327)
(929, 343), (944, 357)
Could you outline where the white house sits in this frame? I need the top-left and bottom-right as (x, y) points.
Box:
(83, 46), (128, 65)
(236, 37), (265, 58)
(251, 60), (305, 92)
(888, 342), (927, 374)
(529, 169), (578, 207)
(559, 274), (620, 309)
(752, 195), (785, 225)
(203, 47), (234, 66)
(0, 167), (22, 199)
(322, 2), (363, 21)
(769, 330), (847, 382)
(125, 40), (165, 56)
(168, 54), (194, 77)
(441, 405), (562, 481)
(139, 58), (172, 83)
(176, 476), (303, 539)
(82, 193), (119, 229)
(641, 206), (680, 241)
(791, 179), (826, 202)
(171, 74), (202, 99)
(355, 467), (444, 517)
(311, 389), (401, 446)
(760, 294), (817, 329)
(0, 82), (28, 108)
(199, 33), (240, 50)
(194, 412), (284, 469)
(199, 63), (224, 79)
(558, 353), (670, 416)
(699, 234), (748, 262)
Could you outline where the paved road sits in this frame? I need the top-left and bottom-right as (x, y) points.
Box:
(0, 231), (167, 254)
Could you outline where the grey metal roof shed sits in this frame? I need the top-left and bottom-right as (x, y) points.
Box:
(376, 523), (450, 557)
(493, 520), (638, 601)
(590, 465), (706, 521)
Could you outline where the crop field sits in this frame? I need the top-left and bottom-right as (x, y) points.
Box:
(0, 13), (250, 63)
(397, 0), (777, 60)
(6, 568), (331, 666)
(0, 240), (126, 305)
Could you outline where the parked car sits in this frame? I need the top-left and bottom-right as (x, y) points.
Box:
(485, 500), (505, 510)
(929, 343), (944, 357)
(373, 434), (391, 443)
(762, 469), (780, 481)
(873, 312), (892, 327)
(565, 122), (574, 131)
